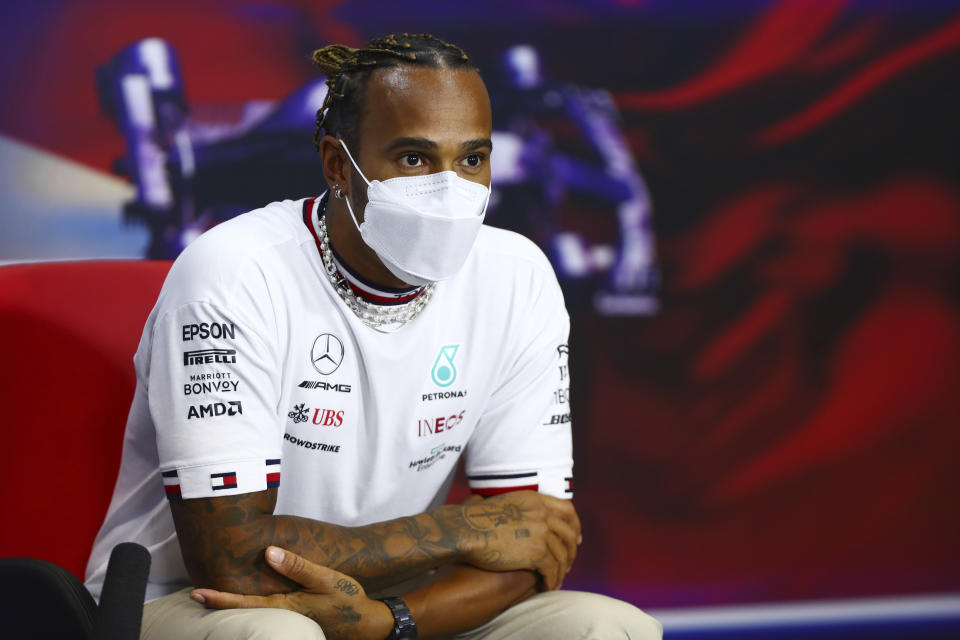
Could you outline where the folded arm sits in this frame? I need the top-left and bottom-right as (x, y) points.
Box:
(170, 487), (578, 595)
(194, 547), (546, 640)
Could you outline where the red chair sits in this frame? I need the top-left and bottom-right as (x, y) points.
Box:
(0, 260), (171, 580)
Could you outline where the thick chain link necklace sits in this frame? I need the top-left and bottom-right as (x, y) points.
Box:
(317, 212), (436, 333)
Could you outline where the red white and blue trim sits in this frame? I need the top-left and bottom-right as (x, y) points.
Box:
(467, 471), (540, 497)
(210, 471), (238, 491)
(302, 194), (426, 306)
(266, 458), (281, 488)
(161, 469), (181, 500)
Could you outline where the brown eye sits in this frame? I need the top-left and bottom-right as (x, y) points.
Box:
(402, 153), (423, 167)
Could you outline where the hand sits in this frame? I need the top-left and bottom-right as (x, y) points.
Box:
(459, 491), (581, 590)
(190, 547), (393, 640)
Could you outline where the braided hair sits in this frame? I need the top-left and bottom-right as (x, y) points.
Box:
(312, 33), (476, 150)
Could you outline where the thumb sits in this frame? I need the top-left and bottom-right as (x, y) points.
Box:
(265, 546), (332, 588)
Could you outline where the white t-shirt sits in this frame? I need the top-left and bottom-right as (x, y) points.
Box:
(85, 195), (573, 602)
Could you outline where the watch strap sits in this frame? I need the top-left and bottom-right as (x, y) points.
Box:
(380, 596), (418, 639)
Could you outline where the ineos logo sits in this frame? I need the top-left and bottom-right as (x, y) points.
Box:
(311, 333), (344, 375)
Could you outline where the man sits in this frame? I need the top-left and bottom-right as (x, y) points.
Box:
(85, 33), (662, 639)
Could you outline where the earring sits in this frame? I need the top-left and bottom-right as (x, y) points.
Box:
(333, 184), (344, 199)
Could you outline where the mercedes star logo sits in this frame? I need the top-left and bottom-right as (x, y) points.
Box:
(311, 333), (344, 375)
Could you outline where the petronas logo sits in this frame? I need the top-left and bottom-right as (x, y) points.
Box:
(431, 345), (459, 387)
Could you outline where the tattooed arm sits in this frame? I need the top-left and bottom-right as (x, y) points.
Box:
(169, 488), (579, 595)
(194, 548), (544, 640)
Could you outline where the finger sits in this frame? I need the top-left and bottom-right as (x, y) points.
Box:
(191, 589), (282, 610)
(536, 558), (559, 592)
(545, 497), (582, 544)
(546, 515), (578, 569)
(264, 546), (335, 590)
(545, 531), (568, 590)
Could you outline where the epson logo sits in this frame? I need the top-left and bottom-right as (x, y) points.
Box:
(298, 381), (352, 393)
(184, 380), (240, 395)
(182, 322), (236, 341)
(187, 401), (243, 419)
(183, 349), (237, 366)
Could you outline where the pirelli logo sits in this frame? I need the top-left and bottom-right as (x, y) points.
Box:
(183, 349), (237, 366)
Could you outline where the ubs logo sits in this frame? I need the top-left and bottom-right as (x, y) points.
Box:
(311, 334), (344, 375)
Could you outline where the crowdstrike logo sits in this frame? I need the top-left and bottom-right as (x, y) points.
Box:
(311, 334), (344, 375)
(431, 345), (459, 387)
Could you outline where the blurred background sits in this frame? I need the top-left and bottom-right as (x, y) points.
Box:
(2, 0), (958, 636)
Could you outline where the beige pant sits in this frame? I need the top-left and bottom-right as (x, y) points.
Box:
(141, 586), (662, 640)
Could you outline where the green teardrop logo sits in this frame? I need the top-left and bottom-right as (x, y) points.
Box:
(431, 344), (459, 387)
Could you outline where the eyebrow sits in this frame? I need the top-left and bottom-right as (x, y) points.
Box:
(384, 137), (493, 152)
(462, 138), (493, 152)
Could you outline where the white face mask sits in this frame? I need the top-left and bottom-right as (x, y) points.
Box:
(338, 139), (491, 286)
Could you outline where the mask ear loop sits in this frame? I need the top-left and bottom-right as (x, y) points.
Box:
(338, 138), (372, 186)
(336, 138), (369, 234)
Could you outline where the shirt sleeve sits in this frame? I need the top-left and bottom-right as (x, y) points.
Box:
(147, 300), (283, 500)
(465, 265), (574, 500)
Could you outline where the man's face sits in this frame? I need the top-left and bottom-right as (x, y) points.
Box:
(345, 65), (493, 215)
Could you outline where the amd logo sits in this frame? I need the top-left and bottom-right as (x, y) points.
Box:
(298, 380), (352, 393)
(187, 401), (243, 419)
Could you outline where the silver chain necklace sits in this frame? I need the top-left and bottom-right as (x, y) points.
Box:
(317, 211), (436, 333)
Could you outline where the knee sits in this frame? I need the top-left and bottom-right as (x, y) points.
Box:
(207, 607), (326, 640)
(542, 591), (663, 640)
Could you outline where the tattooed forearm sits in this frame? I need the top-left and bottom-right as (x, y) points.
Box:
(170, 488), (552, 595)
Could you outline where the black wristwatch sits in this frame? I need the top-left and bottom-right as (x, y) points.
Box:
(380, 597), (418, 639)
